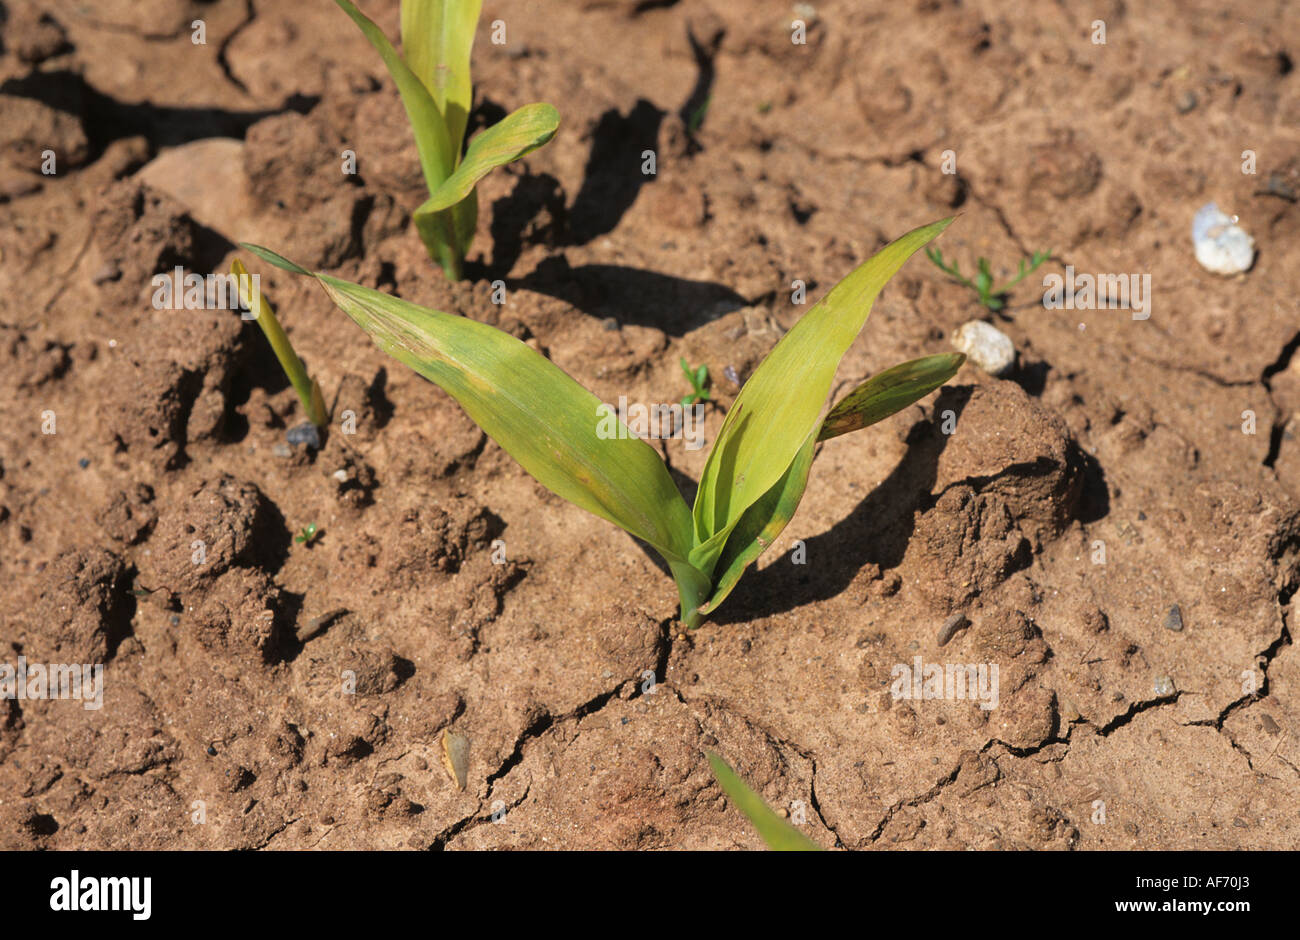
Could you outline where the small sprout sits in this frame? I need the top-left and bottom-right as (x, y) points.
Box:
(680, 357), (710, 407)
(294, 523), (321, 546)
(687, 94), (712, 134)
(233, 258), (327, 428)
(332, 0), (559, 281)
(925, 246), (1051, 311)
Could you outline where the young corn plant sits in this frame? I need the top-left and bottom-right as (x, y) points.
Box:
(243, 217), (964, 629)
(232, 258), (328, 428)
(335, 0), (560, 280)
(925, 247), (1050, 311)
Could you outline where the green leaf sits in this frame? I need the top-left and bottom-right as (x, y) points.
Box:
(334, 0), (454, 192)
(249, 251), (706, 602)
(240, 242), (310, 275)
(401, 0), (482, 155)
(818, 352), (965, 441)
(706, 753), (821, 851)
(690, 217), (953, 576)
(696, 428), (818, 619)
(417, 102), (560, 216)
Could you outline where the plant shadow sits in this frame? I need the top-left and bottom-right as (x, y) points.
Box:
(510, 255), (747, 335)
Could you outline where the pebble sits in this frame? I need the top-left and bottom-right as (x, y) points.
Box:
(1163, 604), (1184, 632)
(1175, 90), (1198, 113)
(272, 443), (292, 458)
(937, 612), (970, 647)
(91, 261), (121, 284)
(1153, 675), (1176, 697)
(286, 421), (321, 450)
(77, 457), (89, 469)
(951, 320), (1015, 375)
(1192, 202), (1255, 275)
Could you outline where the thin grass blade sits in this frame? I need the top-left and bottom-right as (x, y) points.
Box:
(706, 752), (820, 851)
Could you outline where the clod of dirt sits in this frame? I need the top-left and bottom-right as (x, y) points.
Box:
(4, 5), (72, 63)
(0, 88), (88, 173)
(16, 546), (132, 665)
(27, 685), (179, 780)
(382, 499), (504, 590)
(930, 382), (1086, 548)
(95, 484), (157, 546)
(136, 474), (279, 605)
(188, 567), (287, 666)
(244, 112), (355, 214)
(0, 328), (71, 391)
(89, 181), (200, 309)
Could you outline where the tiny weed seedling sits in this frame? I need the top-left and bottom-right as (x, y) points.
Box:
(680, 357), (710, 407)
(232, 258), (327, 427)
(244, 217), (964, 629)
(334, 0), (559, 280)
(925, 246), (1050, 311)
(295, 523), (321, 546)
(707, 752), (819, 850)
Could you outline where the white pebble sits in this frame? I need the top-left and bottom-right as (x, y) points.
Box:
(1192, 202), (1255, 275)
(951, 320), (1015, 375)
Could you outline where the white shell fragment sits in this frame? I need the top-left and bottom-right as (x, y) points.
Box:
(1192, 202), (1255, 275)
(951, 320), (1015, 376)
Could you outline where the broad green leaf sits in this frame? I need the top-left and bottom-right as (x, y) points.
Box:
(417, 103), (560, 215)
(697, 428), (818, 618)
(334, 0), (454, 191)
(401, 0), (482, 154)
(242, 246), (698, 572)
(706, 753), (821, 851)
(691, 217), (953, 576)
(818, 352), (965, 441)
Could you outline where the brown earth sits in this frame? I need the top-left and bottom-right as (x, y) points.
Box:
(1, 0), (1298, 850)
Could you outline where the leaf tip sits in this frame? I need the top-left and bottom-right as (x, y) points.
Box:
(240, 243), (311, 276)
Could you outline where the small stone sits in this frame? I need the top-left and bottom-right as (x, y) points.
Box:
(332, 468), (348, 483)
(272, 443), (292, 458)
(206, 745), (217, 757)
(1260, 713), (1281, 735)
(601, 316), (619, 331)
(77, 457), (90, 469)
(1175, 90), (1198, 113)
(286, 421), (321, 450)
(91, 261), (122, 284)
(937, 612), (970, 647)
(1153, 675), (1176, 697)
(1163, 604), (1184, 632)
(951, 320), (1015, 375)
(1192, 202), (1255, 275)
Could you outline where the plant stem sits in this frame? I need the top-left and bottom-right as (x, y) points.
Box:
(233, 259), (328, 427)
